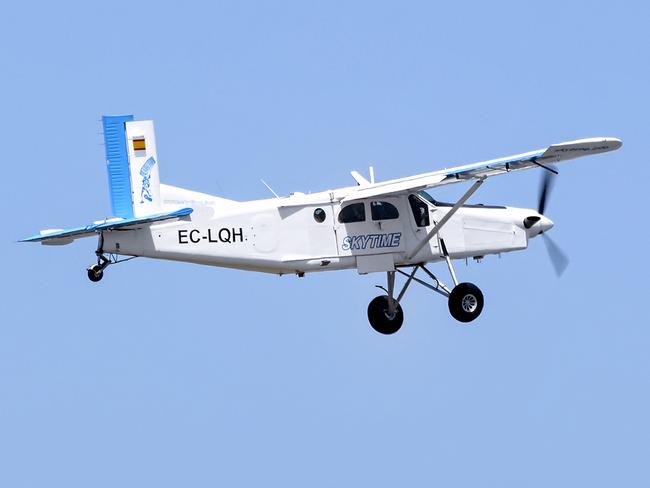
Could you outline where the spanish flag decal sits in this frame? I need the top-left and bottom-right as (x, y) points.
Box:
(132, 136), (146, 151)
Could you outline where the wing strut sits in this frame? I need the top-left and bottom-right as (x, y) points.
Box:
(530, 157), (559, 175)
(406, 178), (485, 260)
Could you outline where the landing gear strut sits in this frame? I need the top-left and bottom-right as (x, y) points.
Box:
(86, 234), (110, 282)
(367, 257), (484, 333)
(441, 248), (483, 323)
(86, 233), (136, 283)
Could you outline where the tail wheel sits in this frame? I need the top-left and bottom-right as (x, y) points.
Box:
(448, 282), (484, 323)
(87, 265), (104, 282)
(367, 296), (404, 335)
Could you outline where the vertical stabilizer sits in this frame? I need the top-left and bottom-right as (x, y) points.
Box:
(125, 120), (161, 217)
(102, 115), (162, 218)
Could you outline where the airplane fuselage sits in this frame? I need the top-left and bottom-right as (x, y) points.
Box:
(101, 184), (550, 275)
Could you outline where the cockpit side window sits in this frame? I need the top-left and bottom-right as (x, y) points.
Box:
(409, 194), (430, 227)
(338, 202), (366, 223)
(370, 201), (399, 220)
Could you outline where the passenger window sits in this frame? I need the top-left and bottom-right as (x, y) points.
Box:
(409, 194), (430, 227)
(370, 201), (399, 220)
(313, 208), (326, 223)
(338, 203), (366, 223)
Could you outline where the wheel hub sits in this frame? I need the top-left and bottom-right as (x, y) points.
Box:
(461, 294), (478, 313)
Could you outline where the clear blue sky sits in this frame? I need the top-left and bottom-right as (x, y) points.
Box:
(2, 1), (649, 486)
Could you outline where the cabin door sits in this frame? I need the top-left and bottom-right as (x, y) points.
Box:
(334, 198), (405, 258)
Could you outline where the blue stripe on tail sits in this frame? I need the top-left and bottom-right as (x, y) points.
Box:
(102, 114), (134, 218)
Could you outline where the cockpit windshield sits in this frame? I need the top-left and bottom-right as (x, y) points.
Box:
(417, 190), (436, 205)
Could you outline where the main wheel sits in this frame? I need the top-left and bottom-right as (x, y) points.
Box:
(448, 282), (484, 323)
(367, 295), (404, 335)
(87, 265), (104, 282)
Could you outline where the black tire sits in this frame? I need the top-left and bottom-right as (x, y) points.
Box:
(448, 282), (484, 323)
(367, 295), (404, 335)
(87, 265), (104, 282)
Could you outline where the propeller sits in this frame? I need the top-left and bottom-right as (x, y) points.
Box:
(542, 233), (569, 277)
(538, 170), (554, 215)
(537, 168), (569, 277)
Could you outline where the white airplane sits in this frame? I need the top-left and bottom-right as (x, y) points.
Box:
(21, 115), (622, 334)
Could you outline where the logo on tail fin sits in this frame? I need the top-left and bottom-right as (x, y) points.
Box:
(139, 157), (157, 203)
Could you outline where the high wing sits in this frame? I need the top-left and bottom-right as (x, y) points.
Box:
(341, 137), (622, 203)
(20, 207), (193, 245)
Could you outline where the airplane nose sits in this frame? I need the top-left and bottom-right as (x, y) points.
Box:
(539, 215), (554, 233)
(523, 214), (554, 236)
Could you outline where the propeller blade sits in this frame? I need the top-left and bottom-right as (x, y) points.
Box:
(542, 233), (569, 277)
(538, 170), (556, 215)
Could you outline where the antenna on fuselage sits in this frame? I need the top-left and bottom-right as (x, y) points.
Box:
(261, 179), (280, 199)
(369, 166), (375, 184)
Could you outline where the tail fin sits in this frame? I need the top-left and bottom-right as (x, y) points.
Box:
(102, 114), (162, 218)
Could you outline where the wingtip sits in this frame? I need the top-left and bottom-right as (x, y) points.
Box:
(589, 136), (623, 149)
(18, 235), (40, 243)
(608, 137), (623, 150)
(547, 137), (623, 157)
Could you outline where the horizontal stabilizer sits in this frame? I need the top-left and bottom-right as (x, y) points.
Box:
(20, 207), (193, 245)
